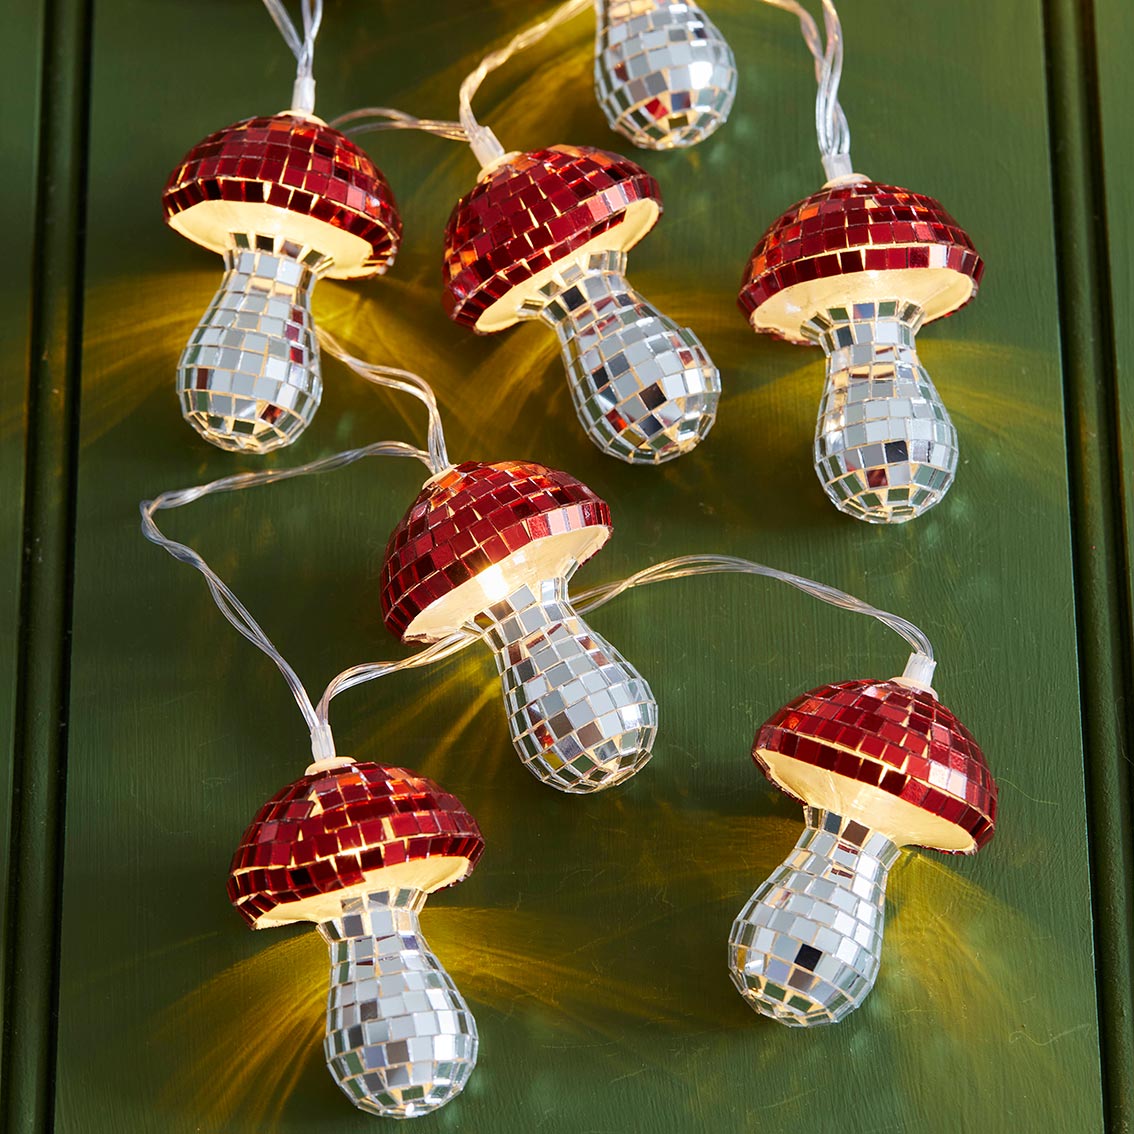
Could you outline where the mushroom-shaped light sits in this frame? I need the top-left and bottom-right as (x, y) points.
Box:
(738, 178), (984, 523)
(728, 674), (996, 1026)
(229, 759), (484, 1118)
(381, 460), (657, 792)
(594, 0), (737, 150)
(163, 113), (401, 452)
(442, 145), (719, 464)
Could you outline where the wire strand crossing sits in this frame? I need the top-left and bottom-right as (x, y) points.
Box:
(139, 440), (434, 762)
(262, 0), (324, 114)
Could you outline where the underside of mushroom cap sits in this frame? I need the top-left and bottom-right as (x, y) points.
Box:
(738, 180), (983, 344)
(442, 145), (662, 333)
(754, 678), (996, 853)
(228, 761), (484, 928)
(380, 461), (612, 643)
(163, 113), (402, 279)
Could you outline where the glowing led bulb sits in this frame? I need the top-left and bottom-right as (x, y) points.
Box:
(162, 113), (401, 453)
(728, 671), (997, 1025)
(228, 760), (484, 1117)
(739, 178), (983, 522)
(443, 146), (719, 465)
(381, 461), (658, 792)
(594, 0), (737, 149)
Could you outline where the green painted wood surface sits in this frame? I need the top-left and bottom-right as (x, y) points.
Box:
(0, 0), (46, 1093)
(4, 0), (1129, 1130)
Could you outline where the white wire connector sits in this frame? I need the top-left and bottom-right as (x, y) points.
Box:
(764, 0), (854, 182)
(458, 0), (590, 169)
(262, 0), (324, 115)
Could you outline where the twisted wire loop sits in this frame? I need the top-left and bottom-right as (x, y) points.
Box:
(262, 0), (324, 114)
(318, 329), (451, 474)
(139, 440), (435, 762)
(458, 0), (591, 167)
(763, 0), (852, 180)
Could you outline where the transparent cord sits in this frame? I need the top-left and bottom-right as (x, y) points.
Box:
(330, 106), (469, 144)
(458, 0), (591, 167)
(763, 0), (852, 181)
(318, 329), (450, 474)
(318, 553), (935, 728)
(262, 0), (324, 115)
(139, 440), (435, 764)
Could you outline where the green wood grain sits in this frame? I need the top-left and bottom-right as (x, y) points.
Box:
(54, 1), (1105, 1131)
(1, 1), (91, 1132)
(0, 0), (45, 1080)
(1082, 0), (1134, 1125)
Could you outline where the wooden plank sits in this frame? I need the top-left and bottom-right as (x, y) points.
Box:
(1080, 0), (1134, 1125)
(0, 0), (45, 1093)
(56, 0), (1104, 1130)
(1, 0), (91, 1131)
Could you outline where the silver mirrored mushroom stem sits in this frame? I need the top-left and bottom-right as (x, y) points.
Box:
(177, 234), (329, 453)
(806, 299), (959, 523)
(472, 575), (658, 792)
(318, 888), (478, 1119)
(522, 250), (720, 464)
(594, 0), (737, 149)
(728, 808), (900, 1026)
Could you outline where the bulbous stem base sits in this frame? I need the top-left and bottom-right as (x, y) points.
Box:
(595, 0), (738, 149)
(728, 808), (900, 1026)
(807, 300), (958, 523)
(318, 889), (477, 1119)
(177, 236), (327, 453)
(475, 576), (658, 792)
(530, 250), (720, 464)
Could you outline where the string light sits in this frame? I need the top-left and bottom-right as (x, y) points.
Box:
(379, 460), (658, 793)
(594, 0), (738, 149)
(163, 0), (403, 453)
(446, 5), (721, 465)
(728, 658), (997, 1025)
(739, 0), (984, 523)
(141, 351), (993, 1064)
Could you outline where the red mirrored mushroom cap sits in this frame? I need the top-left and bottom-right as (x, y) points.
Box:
(380, 460), (612, 642)
(754, 679), (997, 853)
(441, 145), (662, 333)
(738, 180), (984, 343)
(228, 761), (484, 928)
(162, 114), (402, 279)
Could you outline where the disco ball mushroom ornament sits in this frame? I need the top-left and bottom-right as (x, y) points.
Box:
(738, 177), (984, 522)
(228, 759), (484, 1118)
(163, 113), (401, 452)
(594, 0), (737, 149)
(728, 665), (997, 1025)
(442, 145), (719, 464)
(380, 460), (657, 792)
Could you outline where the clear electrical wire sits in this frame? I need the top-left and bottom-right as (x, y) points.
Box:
(318, 552), (936, 728)
(139, 440), (434, 763)
(330, 106), (469, 144)
(319, 329), (451, 475)
(263, 0), (324, 115)
(763, 0), (852, 180)
(458, 0), (591, 167)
